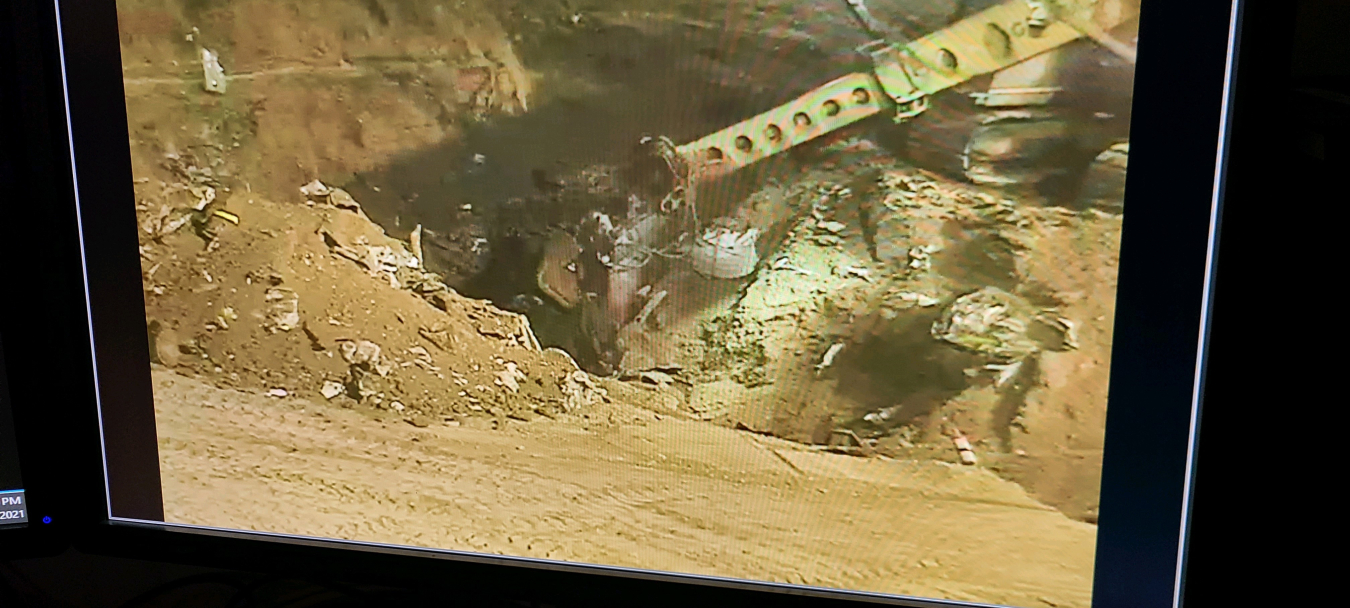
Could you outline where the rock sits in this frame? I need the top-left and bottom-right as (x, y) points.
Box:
(409, 225), (424, 267)
(494, 362), (527, 393)
(147, 320), (180, 367)
(338, 339), (391, 376)
(962, 113), (1072, 187)
(263, 288), (300, 333)
(266, 388), (287, 397)
(320, 381), (345, 400)
(638, 370), (674, 386)
(328, 188), (361, 211)
(300, 180), (330, 198)
(563, 371), (607, 411)
(418, 325), (452, 351)
(817, 220), (846, 233)
(542, 347), (580, 371)
(339, 339), (381, 366)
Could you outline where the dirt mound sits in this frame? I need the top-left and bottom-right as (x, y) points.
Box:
(137, 167), (607, 428)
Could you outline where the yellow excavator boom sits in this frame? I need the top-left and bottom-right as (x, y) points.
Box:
(674, 0), (1139, 179)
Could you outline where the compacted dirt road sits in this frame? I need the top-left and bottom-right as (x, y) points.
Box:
(155, 368), (1096, 608)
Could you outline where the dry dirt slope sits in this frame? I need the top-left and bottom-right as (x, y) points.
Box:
(155, 368), (1096, 608)
(135, 175), (1103, 608)
(118, 2), (1117, 605)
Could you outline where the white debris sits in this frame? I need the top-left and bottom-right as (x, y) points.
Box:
(320, 381), (345, 400)
(863, 405), (901, 425)
(815, 342), (845, 374)
(410, 225), (424, 268)
(300, 180), (331, 198)
(190, 185), (216, 210)
(202, 48), (226, 94)
(838, 265), (872, 281)
(639, 370), (674, 386)
(985, 361), (1024, 388)
(494, 362), (527, 393)
(327, 188), (362, 212)
(391, 401), (406, 412)
(907, 245), (936, 271)
(562, 370), (606, 411)
(262, 288), (300, 333)
(895, 292), (941, 307)
(1058, 317), (1079, 350)
(338, 340), (390, 376)
(266, 388), (287, 398)
(770, 257), (813, 275)
(689, 226), (760, 279)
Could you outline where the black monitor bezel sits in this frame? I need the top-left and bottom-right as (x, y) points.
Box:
(28, 0), (1248, 604)
(0, 0), (91, 560)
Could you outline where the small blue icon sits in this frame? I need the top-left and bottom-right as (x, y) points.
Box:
(42, 516), (51, 524)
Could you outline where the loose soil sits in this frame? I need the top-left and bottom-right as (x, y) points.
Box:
(155, 368), (1096, 608)
(120, 1), (1126, 606)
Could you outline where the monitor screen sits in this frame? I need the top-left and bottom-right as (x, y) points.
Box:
(58, 0), (1232, 605)
(0, 335), (29, 527)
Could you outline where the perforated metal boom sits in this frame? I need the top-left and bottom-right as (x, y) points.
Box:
(675, 0), (1137, 180)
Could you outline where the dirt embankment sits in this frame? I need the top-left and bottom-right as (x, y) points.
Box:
(119, 2), (1121, 606)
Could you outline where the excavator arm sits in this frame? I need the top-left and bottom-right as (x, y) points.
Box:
(673, 0), (1139, 180)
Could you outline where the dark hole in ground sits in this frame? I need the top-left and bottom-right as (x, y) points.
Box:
(336, 11), (1130, 379)
(336, 18), (869, 370)
(831, 307), (979, 437)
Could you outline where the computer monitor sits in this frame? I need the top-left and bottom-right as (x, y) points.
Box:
(24, 0), (1242, 605)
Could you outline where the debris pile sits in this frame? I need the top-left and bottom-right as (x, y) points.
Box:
(930, 287), (1041, 362)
